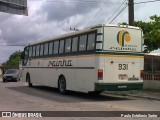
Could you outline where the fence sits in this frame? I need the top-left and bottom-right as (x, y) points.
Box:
(144, 55), (160, 80)
(143, 73), (160, 81)
(143, 55), (160, 91)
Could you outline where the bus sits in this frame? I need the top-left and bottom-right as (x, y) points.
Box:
(22, 24), (144, 94)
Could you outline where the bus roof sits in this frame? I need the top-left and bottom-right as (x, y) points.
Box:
(85, 24), (141, 30)
(28, 24), (141, 46)
(29, 28), (96, 46)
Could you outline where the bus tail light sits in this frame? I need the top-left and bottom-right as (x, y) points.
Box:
(98, 69), (103, 80)
(140, 70), (144, 79)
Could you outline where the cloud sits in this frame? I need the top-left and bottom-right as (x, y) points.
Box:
(0, 0), (160, 63)
(0, 46), (23, 63)
(0, 15), (39, 45)
(39, 1), (100, 22)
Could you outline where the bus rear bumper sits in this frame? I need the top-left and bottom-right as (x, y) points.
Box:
(95, 82), (143, 91)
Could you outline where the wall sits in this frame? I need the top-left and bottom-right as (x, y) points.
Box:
(143, 73), (160, 91)
(143, 80), (160, 91)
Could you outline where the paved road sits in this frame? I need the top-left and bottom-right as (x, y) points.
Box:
(0, 80), (159, 120)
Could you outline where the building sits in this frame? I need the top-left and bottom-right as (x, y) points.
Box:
(143, 54), (160, 91)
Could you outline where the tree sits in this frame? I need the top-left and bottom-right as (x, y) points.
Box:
(2, 51), (22, 69)
(121, 15), (160, 53)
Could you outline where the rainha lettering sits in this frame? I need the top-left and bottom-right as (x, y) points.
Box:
(48, 60), (73, 67)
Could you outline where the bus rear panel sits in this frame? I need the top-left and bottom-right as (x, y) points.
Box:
(94, 25), (143, 92)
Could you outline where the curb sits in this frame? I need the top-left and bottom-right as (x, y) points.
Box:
(104, 91), (160, 101)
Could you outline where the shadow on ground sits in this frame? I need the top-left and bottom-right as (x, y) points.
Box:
(7, 85), (134, 103)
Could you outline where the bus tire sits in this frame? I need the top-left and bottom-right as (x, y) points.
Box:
(3, 79), (6, 83)
(58, 76), (67, 95)
(26, 74), (32, 87)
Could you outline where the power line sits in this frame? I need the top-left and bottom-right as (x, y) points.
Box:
(104, 0), (127, 24)
(0, 45), (25, 47)
(29, 0), (124, 4)
(85, 0), (110, 27)
(74, 0), (95, 28)
(135, 0), (160, 4)
(29, 0), (160, 4)
(109, 5), (128, 24)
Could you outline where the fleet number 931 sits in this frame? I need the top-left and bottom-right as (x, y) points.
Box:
(119, 64), (128, 70)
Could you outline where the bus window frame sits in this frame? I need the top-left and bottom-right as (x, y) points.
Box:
(44, 42), (49, 56)
(53, 40), (59, 55)
(65, 38), (72, 53)
(29, 46), (33, 57)
(59, 40), (65, 54)
(36, 44), (40, 57)
(79, 34), (87, 52)
(40, 44), (44, 56)
(49, 42), (53, 55)
(26, 30), (97, 58)
(87, 33), (96, 51)
(71, 36), (79, 53)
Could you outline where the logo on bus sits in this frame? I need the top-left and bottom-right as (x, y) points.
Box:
(117, 30), (131, 47)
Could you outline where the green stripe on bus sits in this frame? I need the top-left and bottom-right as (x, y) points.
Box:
(96, 41), (103, 43)
(95, 52), (144, 56)
(95, 83), (143, 91)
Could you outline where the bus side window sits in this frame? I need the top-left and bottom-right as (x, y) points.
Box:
(36, 45), (40, 56)
(65, 38), (71, 53)
(79, 35), (87, 51)
(54, 41), (59, 54)
(22, 47), (29, 65)
(87, 33), (96, 50)
(72, 37), (78, 52)
(44, 43), (49, 55)
(49, 42), (53, 55)
(59, 40), (64, 54)
(29, 46), (32, 57)
(32, 46), (36, 57)
(24, 47), (29, 58)
(40, 44), (44, 56)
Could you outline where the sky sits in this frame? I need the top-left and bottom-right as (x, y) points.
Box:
(0, 0), (160, 63)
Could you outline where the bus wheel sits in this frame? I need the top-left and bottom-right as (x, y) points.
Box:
(58, 76), (67, 95)
(26, 74), (32, 87)
(3, 79), (6, 83)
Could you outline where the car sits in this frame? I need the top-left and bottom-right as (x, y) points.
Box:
(2, 69), (21, 82)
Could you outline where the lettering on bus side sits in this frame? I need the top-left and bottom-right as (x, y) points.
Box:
(48, 60), (73, 67)
(109, 47), (137, 51)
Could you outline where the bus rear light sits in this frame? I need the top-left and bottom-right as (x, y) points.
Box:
(140, 70), (144, 78)
(98, 69), (103, 80)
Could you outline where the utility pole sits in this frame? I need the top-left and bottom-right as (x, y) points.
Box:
(128, 0), (134, 26)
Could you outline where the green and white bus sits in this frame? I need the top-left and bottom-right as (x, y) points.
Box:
(22, 24), (144, 94)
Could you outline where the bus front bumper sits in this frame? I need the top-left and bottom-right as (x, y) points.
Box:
(95, 82), (143, 91)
